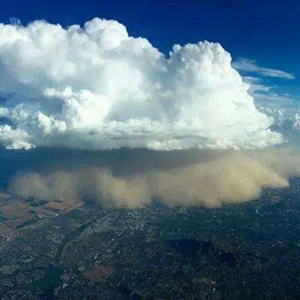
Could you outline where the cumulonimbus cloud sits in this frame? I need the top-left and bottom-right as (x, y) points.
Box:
(0, 18), (282, 150)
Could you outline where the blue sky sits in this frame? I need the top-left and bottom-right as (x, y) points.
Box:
(1, 0), (299, 100)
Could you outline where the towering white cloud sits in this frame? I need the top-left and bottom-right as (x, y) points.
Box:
(0, 18), (282, 150)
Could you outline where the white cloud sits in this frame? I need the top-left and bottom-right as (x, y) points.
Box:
(242, 76), (273, 94)
(251, 79), (300, 144)
(0, 18), (282, 150)
(261, 107), (300, 132)
(242, 76), (300, 134)
(233, 58), (295, 80)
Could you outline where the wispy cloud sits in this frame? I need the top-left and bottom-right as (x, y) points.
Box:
(243, 76), (297, 108)
(243, 76), (273, 93)
(233, 58), (295, 80)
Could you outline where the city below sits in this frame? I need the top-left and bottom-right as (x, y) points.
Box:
(0, 178), (299, 299)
